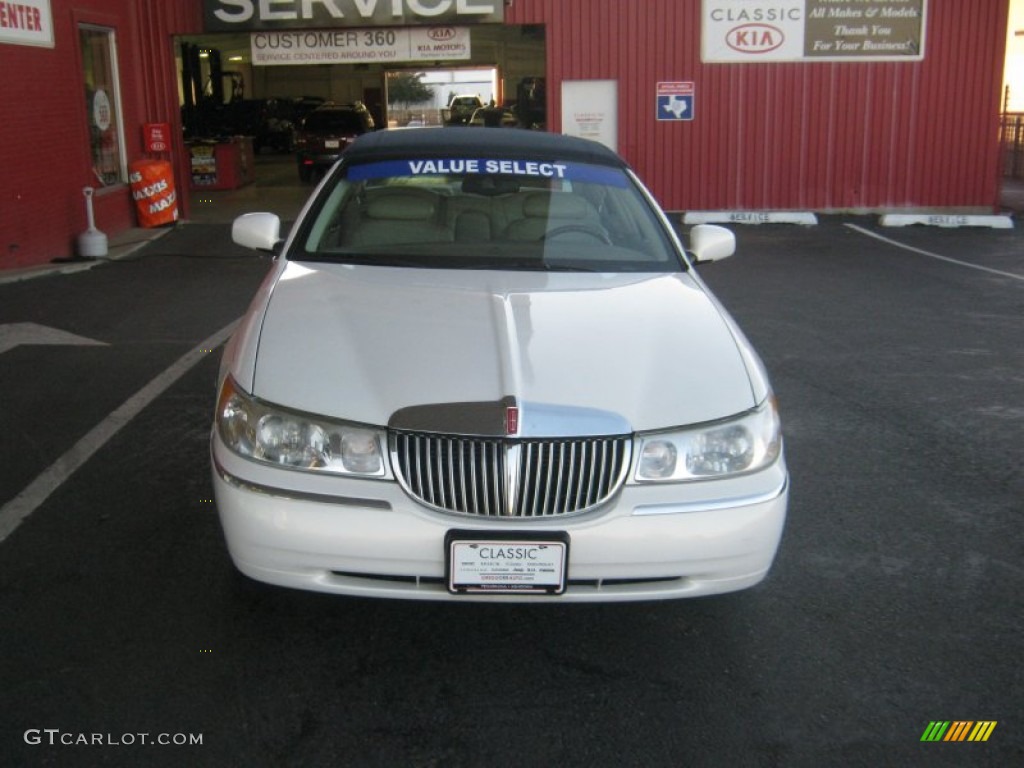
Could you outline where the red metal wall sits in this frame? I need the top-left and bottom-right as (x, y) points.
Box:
(0, 1), (1010, 269)
(0, 0), (201, 269)
(508, 0), (1010, 213)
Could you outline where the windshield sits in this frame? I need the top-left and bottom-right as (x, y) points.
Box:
(292, 156), (683, 272)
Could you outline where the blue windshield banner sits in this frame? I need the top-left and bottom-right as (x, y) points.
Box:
(346, 159), (627, 186)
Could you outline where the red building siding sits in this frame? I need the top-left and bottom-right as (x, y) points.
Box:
(0, 0), (201, 269)
(0, 0), (1010, 270)
(509, 0), (1009, 213)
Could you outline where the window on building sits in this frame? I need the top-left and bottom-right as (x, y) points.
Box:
(80, 25), (126, 187)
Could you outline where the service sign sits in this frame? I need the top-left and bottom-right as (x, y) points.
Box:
(0, 0), (54, 48)
(251, 25), (470, 65)
(206, 0), (503, 31)
(702, 0), (926, 63)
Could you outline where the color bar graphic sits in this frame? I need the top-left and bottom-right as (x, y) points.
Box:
(921, 721), (949, 742)
(920, 721), (997, 742)
(967, 722), (998, 742)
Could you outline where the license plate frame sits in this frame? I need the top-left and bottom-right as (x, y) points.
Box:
(445, 530), (569, 596)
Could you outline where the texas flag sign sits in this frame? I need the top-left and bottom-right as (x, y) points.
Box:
(657, 81), (695, 121)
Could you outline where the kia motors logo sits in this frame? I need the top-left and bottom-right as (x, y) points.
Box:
(428, 27), (457, 42)
(727, 24), (784, 54)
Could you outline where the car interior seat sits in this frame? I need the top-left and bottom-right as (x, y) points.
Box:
(347, 188), (452, 246)
(502, 191), (603, 241)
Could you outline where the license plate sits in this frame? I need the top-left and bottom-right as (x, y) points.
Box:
(446, 531), (569, 595)
(325, 139), (340, 149)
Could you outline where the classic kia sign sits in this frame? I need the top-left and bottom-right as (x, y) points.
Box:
(726, 23), (786, 54)
(204, 0), (503, 31)
(703, 0), (926, 63)
(703, 0), (803, 61)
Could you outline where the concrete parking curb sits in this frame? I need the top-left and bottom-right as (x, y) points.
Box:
(0, 225), (175, 285)
(881, 213), (1014, 229)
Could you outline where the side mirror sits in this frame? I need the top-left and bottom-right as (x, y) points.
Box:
(688, 224), (736, 263)
(232, 212), (282, 253)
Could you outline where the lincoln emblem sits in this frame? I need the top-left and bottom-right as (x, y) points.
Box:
(505, 405), (520, 436)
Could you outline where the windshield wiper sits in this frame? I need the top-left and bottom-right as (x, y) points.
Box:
(299, 252), (601, 272)
(300, 252), (430, 268)
(537, 262), (599, 272)
(469, 258), (598, 272)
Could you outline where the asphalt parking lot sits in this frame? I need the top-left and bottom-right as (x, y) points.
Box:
(0, 200), (1021, 766)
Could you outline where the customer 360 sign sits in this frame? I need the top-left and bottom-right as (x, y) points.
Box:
(702, 0), (926, 63)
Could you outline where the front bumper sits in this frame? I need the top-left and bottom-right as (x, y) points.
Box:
(211, 433), (788, 603)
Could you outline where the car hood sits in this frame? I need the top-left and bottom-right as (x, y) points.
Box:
(250, 262), (756, 433)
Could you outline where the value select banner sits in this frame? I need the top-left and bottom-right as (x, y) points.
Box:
(702, 0), (926, 63)
(251, 25), (470, 65)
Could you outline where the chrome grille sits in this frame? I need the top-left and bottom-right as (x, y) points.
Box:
(391, 432), (631, 518)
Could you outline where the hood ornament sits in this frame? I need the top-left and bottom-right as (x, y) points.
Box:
(505, 405), (520, 436)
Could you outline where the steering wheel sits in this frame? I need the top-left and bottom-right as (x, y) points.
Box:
(541, 224), (612, 244)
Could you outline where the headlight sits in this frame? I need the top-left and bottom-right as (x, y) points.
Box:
(216, 376), (388, 478)
(632, 397), (782, 482)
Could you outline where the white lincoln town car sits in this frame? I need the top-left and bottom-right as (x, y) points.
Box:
(212, 128), (788, 602)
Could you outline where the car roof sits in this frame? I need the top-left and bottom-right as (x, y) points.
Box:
(342, 128), (627, 168)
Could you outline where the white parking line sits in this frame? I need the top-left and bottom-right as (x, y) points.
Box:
(0, 321), (237, 545)
(844, 224), (1024, 282)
